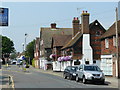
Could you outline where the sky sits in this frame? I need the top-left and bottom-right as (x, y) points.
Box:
(0, 2), (119, 53)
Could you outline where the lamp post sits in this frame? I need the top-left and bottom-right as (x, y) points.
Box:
(22, 43), (24, 52)
(25, 33), (28, 51)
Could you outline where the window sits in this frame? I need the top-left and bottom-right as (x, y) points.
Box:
(96, 31), (101, 36)
(105, 38), (109, 48)
(93, 60), (96, 64)
(95, 23), (98, 25)
(113, 36), (116, 47)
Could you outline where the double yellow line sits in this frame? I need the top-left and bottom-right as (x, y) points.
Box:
(2, 74), (15, 90)
(8, 75), (15, 90)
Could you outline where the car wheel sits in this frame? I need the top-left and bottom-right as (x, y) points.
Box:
(69, 75), (73, 80)
(82, 76), (87, 84)
(101, 80), (105, 84)
(63, 74), (67, 79)
(76, 75), (79, 82)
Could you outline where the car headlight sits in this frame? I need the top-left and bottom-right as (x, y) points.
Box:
(101, 73), (105, 78)
(72, 73), (76, 76)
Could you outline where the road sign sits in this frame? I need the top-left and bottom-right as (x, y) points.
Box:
(0, 8), (8, 26)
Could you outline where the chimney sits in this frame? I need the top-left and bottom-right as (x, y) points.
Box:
(72, 17), (80, 37)
(81, 11), (90, 34)
(51, 23), (56, 28)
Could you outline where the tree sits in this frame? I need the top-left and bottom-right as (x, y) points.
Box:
(25, 39), (35, 64)
(0, 35), (15, 64)
(2, 36), (15, 55)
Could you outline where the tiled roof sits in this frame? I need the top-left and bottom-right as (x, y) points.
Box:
(61, 32), (82, 50)
(89, 20), (106, 31)
(40, 27), (72, 48)
(52, 35), (72, 47)
(101, 20), (120, 39)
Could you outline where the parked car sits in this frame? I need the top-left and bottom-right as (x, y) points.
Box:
(63, 66), (78, 80)
(76, 64), (105, 84)
(11, 60), (17, 64)
(16, 59), (23, 65)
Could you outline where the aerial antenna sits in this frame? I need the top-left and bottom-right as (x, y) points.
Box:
(77, 7), (85, 18)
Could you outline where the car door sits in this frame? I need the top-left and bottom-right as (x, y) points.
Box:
(78, 65), (83, 79)
(66, 67), (70, 77)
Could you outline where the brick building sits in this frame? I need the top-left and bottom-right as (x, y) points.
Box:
(100, 20), (120, 77)
(51, 11), (106, 71)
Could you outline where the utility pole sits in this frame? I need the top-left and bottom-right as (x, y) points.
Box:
(115, 7), (120, 78)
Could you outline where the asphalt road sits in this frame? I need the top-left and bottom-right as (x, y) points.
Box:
(2, 65), (111, 88)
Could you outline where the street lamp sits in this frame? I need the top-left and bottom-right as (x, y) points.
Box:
(22, 43), (24, 52)
(25, 33), (28, 51)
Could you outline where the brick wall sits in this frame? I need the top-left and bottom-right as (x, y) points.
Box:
(90, 24), (105, 60)
(101, 37), (117, 55)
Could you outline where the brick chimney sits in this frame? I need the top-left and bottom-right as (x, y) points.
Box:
(81, 11), (90, 34)
(51, 23), (56, 28)
(72, 17), (80, 37)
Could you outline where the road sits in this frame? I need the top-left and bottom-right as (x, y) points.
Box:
(2, 65), (112, 88)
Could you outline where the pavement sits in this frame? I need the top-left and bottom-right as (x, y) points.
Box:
(28, 66), (119, 88)
(0, 69), (10, 89)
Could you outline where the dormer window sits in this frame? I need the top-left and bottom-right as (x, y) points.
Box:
(105, 38), (109, 49)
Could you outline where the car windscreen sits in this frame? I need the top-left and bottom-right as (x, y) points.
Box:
(84, 66), (101, 71)
(71, 67), (78, 71)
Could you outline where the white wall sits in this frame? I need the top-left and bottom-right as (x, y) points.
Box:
(82, 34), (93, 64)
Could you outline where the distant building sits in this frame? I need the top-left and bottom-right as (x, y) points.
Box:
(34, 37), (40, 68)
(39, 23), (72, 70)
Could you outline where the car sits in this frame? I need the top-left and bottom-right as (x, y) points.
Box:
(11, 60), (17, 64)
(75, 64), (105, 84)
(16, 59), (23, 65)
(63, 66), (78, 80)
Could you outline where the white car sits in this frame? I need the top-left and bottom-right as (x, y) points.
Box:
(76, 64), (105, 84)
(16, 59), (23, 65)
(11, 60), (17, 64)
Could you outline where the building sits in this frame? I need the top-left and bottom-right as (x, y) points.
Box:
(51, 11), (106, 71)
(100, 20), (120, 77)
(39, 23), (72, 70)
(34, 37), (40, 68)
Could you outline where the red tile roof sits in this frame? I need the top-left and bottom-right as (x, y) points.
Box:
(52, 35), (72, 47)
(101, 20), (120, 39)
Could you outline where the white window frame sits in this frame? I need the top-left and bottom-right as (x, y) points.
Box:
(105, 38), (109, 49)
(113, 36), (116, 47)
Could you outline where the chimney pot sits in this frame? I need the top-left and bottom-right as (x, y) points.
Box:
(51, 23), (56, 28)
(82, 11), (84, 13)
(77, 17), (78, 20)
(86, 11), (87, 13)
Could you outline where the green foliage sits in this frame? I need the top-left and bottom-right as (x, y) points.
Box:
(10, 52), (17, 59)
(1, 35), (15, 54)
(32, 59), (35, 67)
(25, 39), (35, 62)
